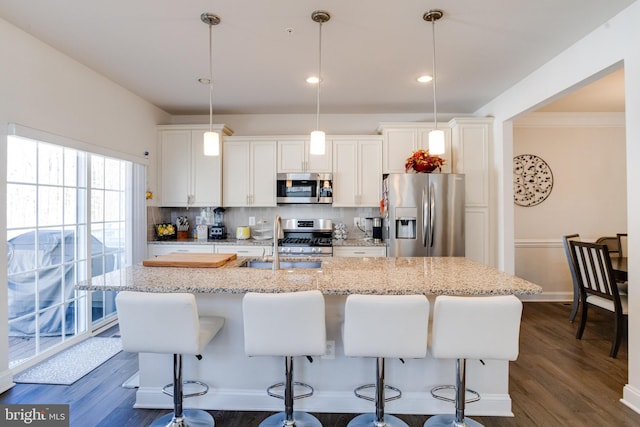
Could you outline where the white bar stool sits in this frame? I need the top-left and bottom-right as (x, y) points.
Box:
(424, 295), (523, 427)
(243, 290), (326, 427)
(116, 291), (224, 427)
(343, 294), (430, 427)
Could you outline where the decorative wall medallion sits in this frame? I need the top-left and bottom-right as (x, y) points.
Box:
(513, 154), (553, 207)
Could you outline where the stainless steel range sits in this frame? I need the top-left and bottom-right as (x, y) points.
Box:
(278, 219), (333, 256)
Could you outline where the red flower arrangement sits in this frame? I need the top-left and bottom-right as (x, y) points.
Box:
(405, 149), (446, 173)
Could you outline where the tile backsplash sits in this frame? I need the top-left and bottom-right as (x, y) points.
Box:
(147, 205), (381, 241)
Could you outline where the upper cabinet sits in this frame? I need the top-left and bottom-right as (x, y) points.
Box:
(332, 137), (383, 207)
(158, 125), (232, 208)
(223, 138), (277, 207)
(277, 139), (332, 173)
(449, 117), (493, 266)
(378, 123), (452, 174)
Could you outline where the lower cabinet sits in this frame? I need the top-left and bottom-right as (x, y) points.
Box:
(147, 243), (215, 257)
(333, 246), (387, 257)
(215, 245), (273, 257)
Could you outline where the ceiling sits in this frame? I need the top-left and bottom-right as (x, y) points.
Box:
(0, 1), (632, 115)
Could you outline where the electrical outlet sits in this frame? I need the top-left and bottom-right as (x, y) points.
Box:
(322, 340), (335, 359)
(248, 216), (256, 226)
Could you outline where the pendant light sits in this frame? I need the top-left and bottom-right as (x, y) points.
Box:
(201, 13), (221, 156)
(310, 10), (330, 156)
(424, 9), (445, 155)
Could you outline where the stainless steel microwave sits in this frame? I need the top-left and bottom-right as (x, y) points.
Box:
(276, 173), (333, 204)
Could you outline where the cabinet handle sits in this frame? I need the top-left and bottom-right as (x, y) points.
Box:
(353, 251), (366, 255)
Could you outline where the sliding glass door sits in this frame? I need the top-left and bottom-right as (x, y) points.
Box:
(6, 135), (133, 368)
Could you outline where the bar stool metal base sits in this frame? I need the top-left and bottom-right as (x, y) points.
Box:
(347, 413), (409, 427)
(259, 411), (322, 427)
(423, 414), (484, 427)
(150, 409), (214, 427)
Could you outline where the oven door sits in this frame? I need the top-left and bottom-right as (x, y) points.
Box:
(276, 173), (332, 204)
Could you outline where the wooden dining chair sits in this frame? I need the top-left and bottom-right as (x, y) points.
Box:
(562, 234), (581, 323)
(595, 236), (621, 257)
(569, 241), (628, 358)
(617, 233), (628, 258)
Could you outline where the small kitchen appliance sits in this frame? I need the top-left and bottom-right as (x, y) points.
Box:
(278, 219), (333, 256)
(371, 217), (383, 243)
(209, 207), (227, 240)
(236, 226), (251, 240)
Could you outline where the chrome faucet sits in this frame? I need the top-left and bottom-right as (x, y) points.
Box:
(273, 215), (284, 270)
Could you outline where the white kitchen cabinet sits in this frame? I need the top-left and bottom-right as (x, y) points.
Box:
(158, 125), (232, 207)
(378, 123), (452, 173)
(147, 243), (215, 257)
(332, 137), (383, 207)
(277, 139), (332, 173)
(222, 138), (277, 207)
(215, 245), (272, 257)
(333, 246), (386, 257)
(449, 117), (493, 266)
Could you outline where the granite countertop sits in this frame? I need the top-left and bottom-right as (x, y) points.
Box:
(77, 256), (542, 296)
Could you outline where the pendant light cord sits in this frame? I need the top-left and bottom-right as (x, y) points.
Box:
(431, 19), (438, 130)
(316, 21), (323, 131)
(208, 22), (213, 133)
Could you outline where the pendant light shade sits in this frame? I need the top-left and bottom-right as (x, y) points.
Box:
(424, 9), (445, 156)
(310, 130), (326, 155)
(203, 131), (220, 156)
(310, 11), (330, 156)
(201, 12), (220, 156)
(428, 129), (445, 155)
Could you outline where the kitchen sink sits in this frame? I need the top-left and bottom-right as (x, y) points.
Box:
(242, 260), (323, 269)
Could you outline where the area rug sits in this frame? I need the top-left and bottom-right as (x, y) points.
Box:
(13, 337), (122, 385)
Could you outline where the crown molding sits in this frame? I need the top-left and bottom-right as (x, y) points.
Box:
(514, 112), (625, 128)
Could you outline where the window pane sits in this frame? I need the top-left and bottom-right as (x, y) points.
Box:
(64, 188), (77, 224)
(104, 158), (121, 190)
(8, 229), (37, 274)
(91, 189), (104, 222)
(91, 156), (104, 188)
(38, 186), (63, 226)
(64, 148), (78, 187)
(38, 267), (63, 310)
(7, 184), (36, 228)
(104, 190), (120, 222)
(38, 143), (64, 186)
(7, 136), (37, 183)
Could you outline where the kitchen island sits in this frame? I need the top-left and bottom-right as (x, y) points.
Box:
(78, 256), (541, 416)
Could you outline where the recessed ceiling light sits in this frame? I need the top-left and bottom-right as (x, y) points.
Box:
(306, 76), (320, 84)
(417, 75), (433, 83)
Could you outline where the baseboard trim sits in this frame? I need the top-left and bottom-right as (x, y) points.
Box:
(622, 384), (640, 415)
(132, 387), (514, 416)
(0, 371), (16, 394)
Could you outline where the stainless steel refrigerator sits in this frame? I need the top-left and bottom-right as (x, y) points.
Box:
(383, 173), (465, 257)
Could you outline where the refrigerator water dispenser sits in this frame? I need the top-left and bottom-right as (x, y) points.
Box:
(395, 207), (417, 239)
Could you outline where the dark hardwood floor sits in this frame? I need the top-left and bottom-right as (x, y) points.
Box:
(2, 302), (639, 426)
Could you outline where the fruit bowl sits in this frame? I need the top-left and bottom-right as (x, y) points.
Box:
(155, 223), (177, 240)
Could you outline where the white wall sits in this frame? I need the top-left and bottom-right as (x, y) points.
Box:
(0, 17), (170, 392)
(513, 112), (627, 299)
(475, 1), (640, 413)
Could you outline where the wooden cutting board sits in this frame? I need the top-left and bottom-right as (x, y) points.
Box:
(142, 253), (238, 268)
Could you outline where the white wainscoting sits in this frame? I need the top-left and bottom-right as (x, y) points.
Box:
(515, 238), (573, 302)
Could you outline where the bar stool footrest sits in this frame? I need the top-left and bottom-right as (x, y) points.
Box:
(354, 383), (402, 403)
(266, 381), (314, 400)
(430, 384), (480, 404)
(162, 380), (210, 399)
